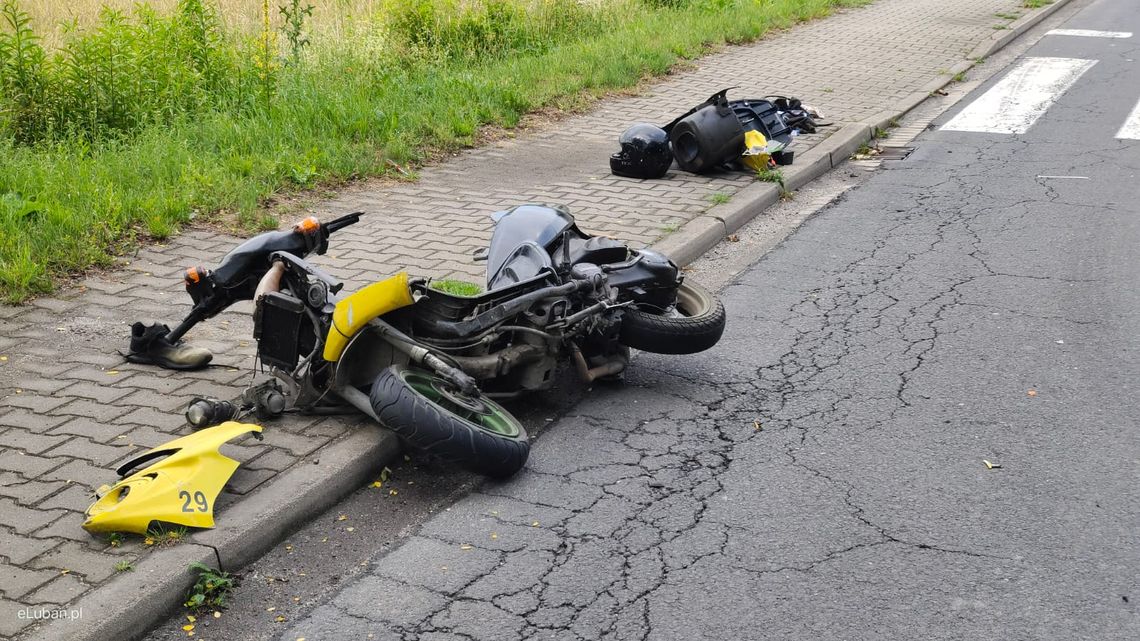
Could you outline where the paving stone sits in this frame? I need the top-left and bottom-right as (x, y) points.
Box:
(223, 467), (276, 495)
(0, 450), (65, 478)
(0, 527), (61, 564)
(117, 389), (196, 413)
(0, 478), (69, 506)
(0, 393), (70, 413)
(1, 377), (71, 395)
(0, 409), (69, 433)
(116, 406), (184, 431)
(24, 573), (89, 605)
(29, 541), (121, 583)
(0, 427), (70, 454)
(55, 381), (132, 404)
(38, 459), (119, 489)
(244, 448), (299, 472)
(47, 417), (131, 443)
(0, 564), (58, 599)
(39, 485), (95, 513)
(117, 424), (186, 450)
(0, 597), (37, 638)
(259, 429), (331, 457)
(42, 437), (133, 468)
(31, 511), (94, 543)
(0, 498), (66, 535)
(47, 399), (132, 423)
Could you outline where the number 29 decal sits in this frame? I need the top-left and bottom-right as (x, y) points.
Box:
(179, 490), (209, 513)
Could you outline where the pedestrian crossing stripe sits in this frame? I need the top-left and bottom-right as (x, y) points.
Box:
(940, 57), (1097, 135)
(1117, 98), (1140, 140)
(1046, 29), (1132, 39)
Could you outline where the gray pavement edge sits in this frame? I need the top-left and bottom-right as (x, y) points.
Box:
(19, 1), (1073, 638)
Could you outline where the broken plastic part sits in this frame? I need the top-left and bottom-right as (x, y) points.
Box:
(83, 422), (263, 535)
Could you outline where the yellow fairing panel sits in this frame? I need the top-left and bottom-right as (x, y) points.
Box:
(83, 422), (262, 535)
(323, 272), (415, 362)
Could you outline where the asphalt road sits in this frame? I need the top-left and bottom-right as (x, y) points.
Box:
(147, 0), (1139, 638)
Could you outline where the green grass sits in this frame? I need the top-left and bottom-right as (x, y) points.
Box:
(0, 0), (870, 302)
(755, 167), (785, 187)
(1021, 0), (1052, 8)
(430, 278), (482, 296)
(708, 192), (731, 205)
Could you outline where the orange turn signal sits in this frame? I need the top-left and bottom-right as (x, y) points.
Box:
(293, 216), (320, 235)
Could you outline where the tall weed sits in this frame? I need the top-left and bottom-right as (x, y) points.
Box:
(0, 0), (867, 301)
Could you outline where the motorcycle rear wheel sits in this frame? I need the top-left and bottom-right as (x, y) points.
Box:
(370, 365), (529, 478)
(619, 280), (726, 354)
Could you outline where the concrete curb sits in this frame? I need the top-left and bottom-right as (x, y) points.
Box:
(28, 427), (401, 641)
(23, 1), (1077, 639)
(33, 544), (218, 641)
(651, 0), (1074, 267)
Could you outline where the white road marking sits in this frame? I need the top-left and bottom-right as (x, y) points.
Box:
(941, 57), (1097, 134)
(1047, 28), (1132, 38)
(1116, 97), (1140, 139)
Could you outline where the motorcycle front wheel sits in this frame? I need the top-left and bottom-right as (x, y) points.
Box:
(369, 365), (529, 478)
(619, 280), (726, 354)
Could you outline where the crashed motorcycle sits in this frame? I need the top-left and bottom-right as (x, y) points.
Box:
(131, 204), (725, 477)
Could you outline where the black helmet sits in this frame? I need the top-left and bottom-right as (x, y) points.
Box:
(610, 123), (671, 179)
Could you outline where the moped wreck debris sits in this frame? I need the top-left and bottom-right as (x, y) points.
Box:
(130, 204), (725, 477)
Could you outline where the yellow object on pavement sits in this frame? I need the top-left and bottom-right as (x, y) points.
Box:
(83, 422), (263, 535)
(741, 129), (787, 171)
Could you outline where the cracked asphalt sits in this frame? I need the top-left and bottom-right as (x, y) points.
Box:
(145, 1), (1140, 638)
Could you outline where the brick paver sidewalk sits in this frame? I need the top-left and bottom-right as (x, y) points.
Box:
(0, 0), (1027, 637)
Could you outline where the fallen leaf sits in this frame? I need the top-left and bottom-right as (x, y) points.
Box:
(371, 481), (383, 488)
(460, 544), (473, 551)
(727, 234), (740, 242)
(388, 489), (398, 496)
(336, 515), (348, 521)
(490, 533), (498, 540)
(107, 370), (119, 375)
(983, 460), (1002, 469)
(186, 616), (196, 623)
(531, 521), (540, 527)
(213, 611), (221, 619)
(182, 624), (195, 632)
(275, 615), (286, 623)
(285, 544), (293, 551)
(1027, 389), (1037, 397)
(266, 607), (276, 612)
(0, 355), (7, 361)
(346, 527), (355, 532)
(753, 420), (762, 432)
